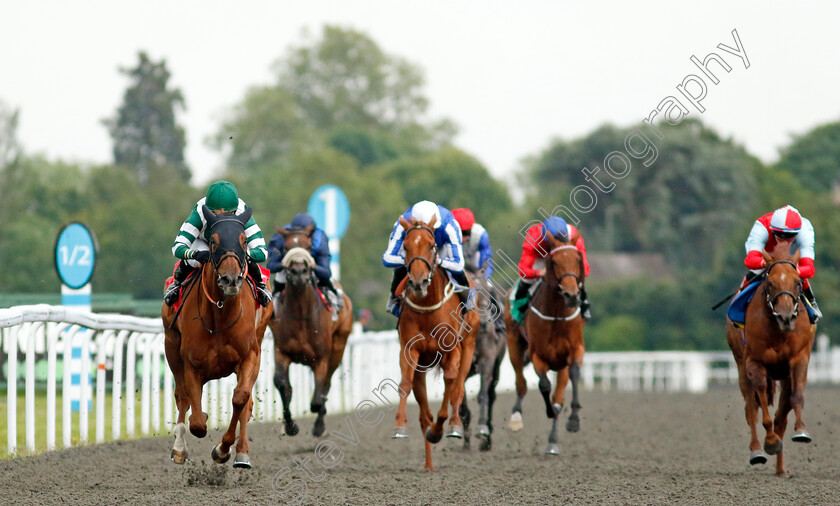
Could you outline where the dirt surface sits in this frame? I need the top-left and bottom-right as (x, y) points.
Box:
(3, 386), (840, 505)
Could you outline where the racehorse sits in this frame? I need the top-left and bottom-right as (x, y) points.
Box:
(459, 272), (506, 451)
(270, 225), (353, 437)
(504, 230), (585, 455)
(162, 206), (273, 469)
(726, 247), (816, 477)
(390, 214), (479, 471)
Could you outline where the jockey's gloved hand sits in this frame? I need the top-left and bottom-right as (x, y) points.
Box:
(435, 256), (442, 266)
(188, 250), (211, 263)
(744, 250), (766, 270)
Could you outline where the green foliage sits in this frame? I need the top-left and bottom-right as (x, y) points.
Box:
(586, 315), (646, 351)
(777, 121), (840, 192)
(104, 51), (189, 183)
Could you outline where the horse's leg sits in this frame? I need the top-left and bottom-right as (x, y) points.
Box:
(311, 358), (330, 438)
(480, 348), (504, 451)
(428, 349), (460, 444)
(789, 356), (812, 444)
(232, 360), (260, 469)
(737, 361), (765, 465)
(747, 360), (782, 456)
(532, 355), (562, 455)
(507, 333), (528, 431)
(448, 333), (475, 441)
(391, 342), (417, 439)
(183, 364), (207, 438)
(165, 331), (190, 464)
(566, 361), (582, 433)
(458, 396), (471, 449)
(213, 351), (258, 465)
(475, 350), (494, 450)
(273, 351), (298, 436)
(773, 379), (793, 477)
(413, 371), (435, 471)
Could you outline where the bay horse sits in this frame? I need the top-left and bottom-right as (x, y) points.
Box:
(270, 225), (353, 437)
(460, 272), (506, 451)
(390, 215), (479, 471)
(162, 205), (273, 469)
(504, 230), (585, 455)
(726, 246), (816, 476)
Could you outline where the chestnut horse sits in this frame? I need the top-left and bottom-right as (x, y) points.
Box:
(162, 206), (273, 469)
(726, 246), (816, 476)
(270, 226), (353, 437)
(504, 230), (585, 455)
(390, 215), (479, 471)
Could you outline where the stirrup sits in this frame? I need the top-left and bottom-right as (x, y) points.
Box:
(385, 296), (401, 317)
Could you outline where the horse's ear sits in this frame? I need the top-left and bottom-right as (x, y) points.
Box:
(398, 216), (411, 230)
(569, 228), (581, 246)
(201, 205), (216, 224)
(792, 248), (801, 264)
(277, 227), (290, 238)
(427, 214), (437, 229)
(545, 232), (561, 248)
(304, 224), (315, 237)
(762, 249), (773, 264)
(238, 207), (253, 225)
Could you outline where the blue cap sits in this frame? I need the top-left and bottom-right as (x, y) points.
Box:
(542, 217), (568, 240)
(291, 213), (316, 229)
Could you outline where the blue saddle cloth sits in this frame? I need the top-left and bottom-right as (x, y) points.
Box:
(728, 280), (818, 325)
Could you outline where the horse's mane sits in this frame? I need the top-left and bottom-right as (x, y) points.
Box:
(281, 247), (315, 268)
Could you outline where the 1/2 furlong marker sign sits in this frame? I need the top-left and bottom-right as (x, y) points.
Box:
(307, 185), (350, 280)
(55, 222), (97, 290)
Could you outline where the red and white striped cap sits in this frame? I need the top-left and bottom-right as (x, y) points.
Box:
(769, 205), (802, 234)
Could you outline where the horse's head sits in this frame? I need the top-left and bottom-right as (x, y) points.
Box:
(544, 230), (584, 308)
(201, 205), (250, 297)
(761, 248), (803, 332)
(399, 214), (438, 298)
(278, 225), (316, 289)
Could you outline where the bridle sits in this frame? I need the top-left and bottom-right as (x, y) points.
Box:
(196, 215), (247, 332)
(404, 225), (438, 287)
(762, 259), (802, 321)
(545, 245), (583, 295)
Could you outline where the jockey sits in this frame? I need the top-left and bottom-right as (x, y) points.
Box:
(266, 212), (343, 311)
(451, 208), (505, 335)
(383, 200), (472, 317)
(511, 216), (591, 323)
(742, 204), (820, 319)
(164, 180), (272, 307)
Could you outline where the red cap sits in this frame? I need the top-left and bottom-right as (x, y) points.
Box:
(451, 208), (475, 232)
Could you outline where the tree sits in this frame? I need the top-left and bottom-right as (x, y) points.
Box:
(277, 25), (431, 132)
(777, 120), (840, 193)
(104, 51), (189, 183)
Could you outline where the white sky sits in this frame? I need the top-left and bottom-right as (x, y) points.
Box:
(2, 1), (838, 186)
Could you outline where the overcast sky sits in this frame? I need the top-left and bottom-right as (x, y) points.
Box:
(2, 1), (838, 187)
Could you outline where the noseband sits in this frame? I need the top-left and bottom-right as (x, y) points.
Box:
(405, 225), (438, 285)
(763, 260), (802, 320)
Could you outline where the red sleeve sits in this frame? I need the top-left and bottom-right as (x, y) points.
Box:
(798, 257), (815, 279)
(518, 225), (543, 278)
(575, 235), (591, 277)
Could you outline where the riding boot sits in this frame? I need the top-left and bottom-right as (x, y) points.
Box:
(321, 278), (343, 312)
(490, 294), (506, 336)
(247, 261), (272, 307)
(803, 284), (822, 321)
(164, 261), (197, 306)
(452, 270), (475, 313)
(580, 285), (592, 320)
(511, 280), (532, 324)
(385, 267), (407, 317)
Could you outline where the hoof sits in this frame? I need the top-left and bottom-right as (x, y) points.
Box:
(764, 440), (783, 456)
(478, 433), (492, 452)
(189, 425), (207, 439)
(509, 412), (524, 432)
(313, 421), (326, 438)
(566, 413), (580, 433)
(284, 420), (299, 437)
(749, 450), (768, 465)
(170, 448), (189, 464)
(792, 430), (812, 443)
(445, 425), (464, 439)
(391, 427), (409, 439)
(545, 443), (560, 455)
(425, 427), (443, 444)
(233, 453), (251, 469)
(476, 424), (491, 437)
(211, 443), (231, 464)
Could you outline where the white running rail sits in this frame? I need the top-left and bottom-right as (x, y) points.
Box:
(2, 304), (838, 456)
